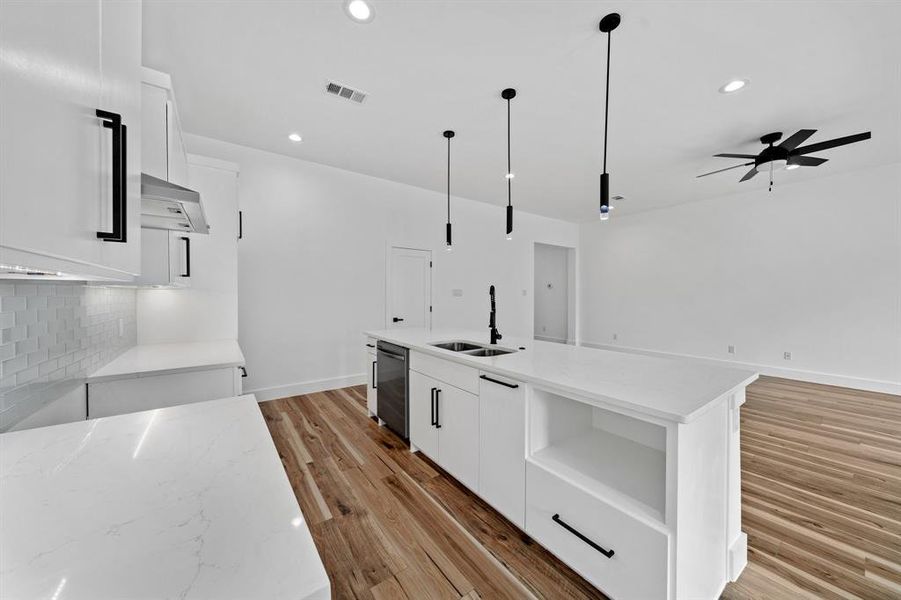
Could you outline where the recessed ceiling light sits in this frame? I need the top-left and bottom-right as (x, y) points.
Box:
(719, 79), (749, 94)
(288, 133), (302, 142)
(344, 0), (374, 23)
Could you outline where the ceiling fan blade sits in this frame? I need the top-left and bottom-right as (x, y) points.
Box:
(714, 153), (757, 159)
(794, 132), (871, 155)
(696, 162), (755, 178)
(739, 167), (758, 182)
(778, 129), (817, 151)
(792, 156), (828, 167)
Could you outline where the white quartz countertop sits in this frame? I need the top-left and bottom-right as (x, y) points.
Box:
(0, 396), (329, 600)
(366, 328), (757, 423)
(87, 340), (245, 383)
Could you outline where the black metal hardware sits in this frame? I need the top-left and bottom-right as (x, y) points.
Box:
(96, 109), (126, 242)
(372, 361), (377, 389)
(239, 366), (247, 377)
(392, 317), (405, 323)
(435, 388), (441, 428)
(430, 387), (437, 426)
(365, 343), (375, 348)
(551, 514), (614, 558)
(479, 374), (519, 389)
(238, 210), (243, 239)
(180, 236), (191, 277)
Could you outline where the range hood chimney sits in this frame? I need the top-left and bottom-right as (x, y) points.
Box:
(140, 173), (210, 234)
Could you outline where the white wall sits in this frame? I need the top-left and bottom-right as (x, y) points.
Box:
(580, 163), (901, 393)
(184, 134), (579, 400)
(137, 155), (240, 344)
(534, 243), (570, 343)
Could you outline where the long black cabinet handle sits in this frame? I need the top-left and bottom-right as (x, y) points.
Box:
(392, 317), (404, 323)
(238, 210), (243, 239)
(430, 387), (437, 426)
(435, 388), (441, 429)
(96, 109), (126, 243)
(365, 343), (375, 348)
(372, 361), (377, 389)
(180, 237), (191, 277)
(480, 374), (519, 389)
(551, 514), (614, 558)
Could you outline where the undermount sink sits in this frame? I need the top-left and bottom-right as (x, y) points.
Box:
(462, 347), (517, 357)
(431, 341), (483, 352)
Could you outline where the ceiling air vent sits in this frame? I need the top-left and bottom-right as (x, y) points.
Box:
(325, 81), (367, 104)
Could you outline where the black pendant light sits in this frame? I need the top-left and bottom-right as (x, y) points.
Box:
(599, 12), (620, 221)
(502, 88), (516, 239)
(443, 130), (455, 251)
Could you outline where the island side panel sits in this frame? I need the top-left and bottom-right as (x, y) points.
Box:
(727, 389), (748, 581)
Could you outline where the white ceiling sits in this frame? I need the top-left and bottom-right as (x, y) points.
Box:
(143, 1), (901, 223)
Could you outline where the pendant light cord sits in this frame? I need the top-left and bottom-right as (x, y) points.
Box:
(507, 97), (512, 208)
(603, 29), (611, 174)
(447, 136), (451, 221)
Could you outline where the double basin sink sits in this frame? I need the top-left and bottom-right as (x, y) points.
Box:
(430, 341), (517, 357)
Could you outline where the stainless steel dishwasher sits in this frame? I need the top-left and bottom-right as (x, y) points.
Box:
(376, 341), (408, 439)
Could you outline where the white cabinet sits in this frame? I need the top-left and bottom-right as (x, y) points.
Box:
(478, 373), (526, 528)
(141, 68), (188, 187)
(134, 229), (192, 287)
(365, 340), (377, 416)
(0, 0), (141, 281)
(88, 367), (244, 419)
(409, 367), (479, 491)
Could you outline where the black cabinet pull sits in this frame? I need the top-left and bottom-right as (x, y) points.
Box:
(430, 387), (437, 426)
(392, 317), (405, 323)
(96, 109), (126, 243)
(435, 388), (441, 429)
(372, 361), (377, 389)
(180, 236), (191, 277)
(238, 210), (243, 239)
(365, 343), (375, 348)
(551, 514), (614, 558)
(239, 366), (247, 377)
(480, 374), (519, 389)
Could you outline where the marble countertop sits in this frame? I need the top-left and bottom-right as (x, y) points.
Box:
(87, 340), (245, 383)
(365, 328), (757, 423)
(0, 396), (329, 600)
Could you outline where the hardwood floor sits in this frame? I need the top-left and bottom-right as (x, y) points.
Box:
(260, 376), (900, 599)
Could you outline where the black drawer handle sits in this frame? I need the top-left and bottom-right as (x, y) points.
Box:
(180, 236), (191, 277)
(372, 361), (377, 389)
(96, 109), (127, 243)
(239, 366), (247, 377)
(430, 387), (437, 426)
(392, 317), (404, 323)
(479, 374), (519, 389)
(552, 514), (614, 558)
(435, 388), (441, 429)
(365, 343), (375, 348)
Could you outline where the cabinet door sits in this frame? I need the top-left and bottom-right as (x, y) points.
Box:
(0, 0), (104, 271)
(479, 374), (526, 527)
(409, 370), (438, 460)
(366, 350), (377, 416)
(97, 0), (141, 275)
(437, 384), (480, 491)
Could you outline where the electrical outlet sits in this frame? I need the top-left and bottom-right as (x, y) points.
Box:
(612, 333), (618, 341)
(728, 345), (735, 354)
(783, 351), (792, 360)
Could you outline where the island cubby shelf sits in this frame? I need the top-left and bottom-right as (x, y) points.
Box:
(528, 387), (668, 524)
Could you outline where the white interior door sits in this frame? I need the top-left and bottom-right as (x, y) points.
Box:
(387, 246), (431, 329)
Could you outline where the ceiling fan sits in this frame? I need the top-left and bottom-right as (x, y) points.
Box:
(697, 129), (871, 190)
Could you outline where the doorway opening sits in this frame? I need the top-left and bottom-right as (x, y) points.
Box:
(533, 243), (576, 344)
(386, 246), (432, 330)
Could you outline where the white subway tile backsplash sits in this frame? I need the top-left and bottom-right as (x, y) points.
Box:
(0, 282), (136, 431)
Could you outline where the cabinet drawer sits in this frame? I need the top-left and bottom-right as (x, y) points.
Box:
(410, 351), (478, 394)
(526, 461), (669, 600)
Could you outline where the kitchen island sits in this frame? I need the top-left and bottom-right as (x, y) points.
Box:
(0, 395), (329, 600)
(365, 328), (757, 600)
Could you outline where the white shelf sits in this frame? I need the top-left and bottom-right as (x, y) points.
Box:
(530, 428), (666, 523)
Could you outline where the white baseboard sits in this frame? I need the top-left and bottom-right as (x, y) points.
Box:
(534, 334), (572, 344)
(248, 373), (366, 402)
(581, 341), (901, 396)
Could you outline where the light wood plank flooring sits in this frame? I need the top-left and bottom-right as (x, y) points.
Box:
(260, 376), (900, 599)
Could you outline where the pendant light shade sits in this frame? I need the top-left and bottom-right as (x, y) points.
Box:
(599, 12), (620, 221)
(502, 88), (516, 240)
(443, 130), (455, 251)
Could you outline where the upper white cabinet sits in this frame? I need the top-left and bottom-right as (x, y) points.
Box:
(0, 0), (141, 281)
(134, 229), (192, 288)
(141, 68), (189, 187)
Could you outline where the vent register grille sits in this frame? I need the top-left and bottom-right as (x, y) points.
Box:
(326, 81), (367, 104)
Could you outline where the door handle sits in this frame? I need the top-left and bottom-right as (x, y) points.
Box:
(180, 236), (191, 277)
(435, 388), (441, 429)
(430, 387), (437, 426)
(96, 109), (127, 243)
(372, 361), (377, 389)
(551, 514), (614, 558)
(239, 366), (247, 377)
(392, 317), (405, 323)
